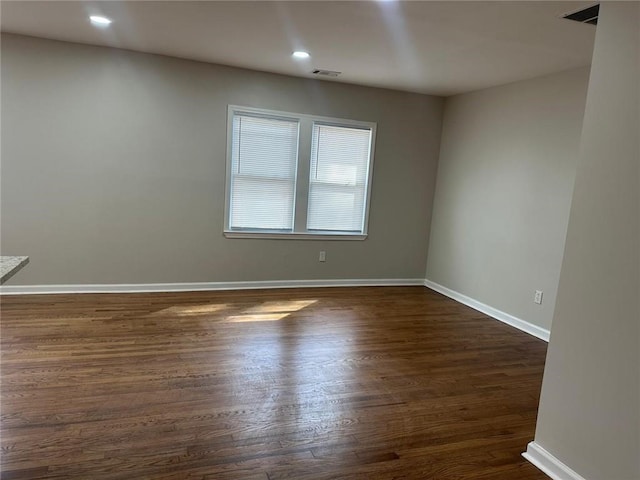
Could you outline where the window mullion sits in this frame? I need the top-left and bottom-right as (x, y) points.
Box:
(293, 117), (313, 233)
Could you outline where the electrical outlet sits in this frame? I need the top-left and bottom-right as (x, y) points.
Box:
(534, 290), (543, 305)
(319, 251), (326, 262)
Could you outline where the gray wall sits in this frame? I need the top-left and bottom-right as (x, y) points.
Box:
(425, 67), (590, 331)
(533, 2), (639, 478)
(0, 34), (443, 285)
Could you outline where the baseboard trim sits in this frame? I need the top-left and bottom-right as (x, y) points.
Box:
(0, 278), (425, 295)
(423, 279), (550, 342)
(523, 442), (587, 480)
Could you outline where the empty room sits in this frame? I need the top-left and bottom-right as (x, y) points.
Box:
(0, 1), (638, 479)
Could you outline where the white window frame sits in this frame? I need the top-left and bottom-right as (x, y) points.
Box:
(224, 105), (377, 240)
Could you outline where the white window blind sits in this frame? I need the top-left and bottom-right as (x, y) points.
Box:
(307, 124), (372, 232)
(229, 114), (299, 230)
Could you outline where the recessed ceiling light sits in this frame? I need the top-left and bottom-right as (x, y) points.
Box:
(292, 51), (310, 59)
(89, 15), (112, 26)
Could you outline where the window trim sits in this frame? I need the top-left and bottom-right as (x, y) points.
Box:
(223, 105), (377, 240)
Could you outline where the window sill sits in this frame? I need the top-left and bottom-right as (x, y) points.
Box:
(223, 231), (367, 241)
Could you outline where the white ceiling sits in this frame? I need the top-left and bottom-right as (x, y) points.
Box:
(0, 1), (596, 96)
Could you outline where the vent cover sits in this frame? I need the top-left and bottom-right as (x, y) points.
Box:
(312, 69), (341, 77)
(562, 3), (599, 25)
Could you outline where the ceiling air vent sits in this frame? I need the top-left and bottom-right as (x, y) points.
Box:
(312, 69), (341, 77)
(562, 3), (599, 25)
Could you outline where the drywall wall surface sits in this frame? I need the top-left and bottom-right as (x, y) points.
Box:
(425, 67), (589, 330)
(533, 2), (639, 478)
(1, 34), (443, 285)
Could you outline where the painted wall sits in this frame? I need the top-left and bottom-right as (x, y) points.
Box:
(425, 67), (590, 331)
(532, 2), (639, 478)
(0, 34), (443, 285)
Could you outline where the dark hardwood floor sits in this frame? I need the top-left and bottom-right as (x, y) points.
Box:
(1, 286), (549, 479)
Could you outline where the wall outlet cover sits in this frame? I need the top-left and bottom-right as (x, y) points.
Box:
(534, 290), (543, 304)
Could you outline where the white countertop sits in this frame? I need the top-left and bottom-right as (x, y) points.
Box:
(0, 256), (29, 284)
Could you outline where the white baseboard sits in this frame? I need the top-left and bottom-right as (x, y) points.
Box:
(523, 442), (587, 480)
(423, 279), (550, 342)
(0, 278), (425, 295)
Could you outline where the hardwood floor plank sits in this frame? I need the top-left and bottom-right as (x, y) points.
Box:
(1, 286), (548, 479)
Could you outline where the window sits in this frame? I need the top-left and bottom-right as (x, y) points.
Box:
(224, 106), (376, 239)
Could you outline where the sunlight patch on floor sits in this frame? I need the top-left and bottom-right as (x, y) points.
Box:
(226, 299), (318, 323)
(244, 300), (317, 314)
(226, 312), (291, 323)
(152, 303), (229, 317)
